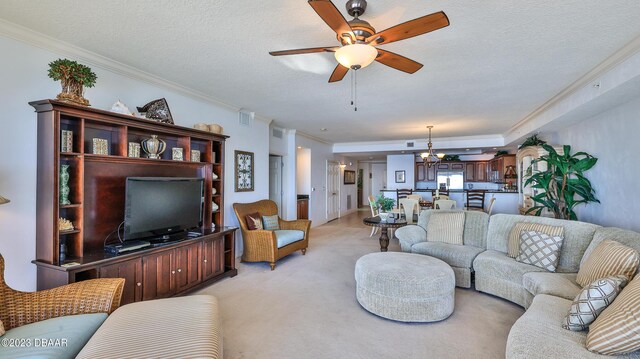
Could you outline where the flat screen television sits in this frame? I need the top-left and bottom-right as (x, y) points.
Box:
(124, 177), (203, 241)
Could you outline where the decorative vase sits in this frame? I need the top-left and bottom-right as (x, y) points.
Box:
(378, 212), (389, 222)
(59, 242), (67, 262)
(141, 135), (166, 159)
(59, 165), (71, 205)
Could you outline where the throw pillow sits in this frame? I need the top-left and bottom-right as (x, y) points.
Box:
(262, 215), (280, 231)
(576, 240), (640, 287)
(507, 222), (564, 258)
(562, 275), (627, 331)
(515, 230), (564, 272)
(245, 212), (263, 230)
(586, 275), (640, 355)
(426, 212), (465, 245)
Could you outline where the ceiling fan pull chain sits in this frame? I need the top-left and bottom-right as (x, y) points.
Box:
(350, 70), (354, 107)
(354, 70), (358, 111)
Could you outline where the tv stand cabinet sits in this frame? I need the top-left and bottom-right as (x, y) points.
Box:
(30, 100), (236, 303)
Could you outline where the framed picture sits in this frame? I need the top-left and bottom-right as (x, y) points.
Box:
(344, 170), (356, 185)
(235, 150), (254, 192)
(395, 170), (406, 183)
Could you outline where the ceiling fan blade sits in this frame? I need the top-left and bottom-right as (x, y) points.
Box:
(269, 47), (338, 56)
(375, 49), (423, 74)
(308, 0), (355, 43)
(328, 64), (349, 83)
(366, 11), (449, 46)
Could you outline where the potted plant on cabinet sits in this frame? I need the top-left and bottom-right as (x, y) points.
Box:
(524, 144), (599, 220)
(48, 58), (97, 106)
(376, 194), (396, 221)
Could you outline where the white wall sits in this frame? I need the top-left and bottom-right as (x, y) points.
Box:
(0, 35), (269, 290)
(386, 154), (415, 190)
(553, 96), (640, 231)
(296, 148), (311, 195)
(359, 162), (372, 206)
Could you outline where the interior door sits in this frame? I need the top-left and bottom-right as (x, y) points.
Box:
(269, 155), (283, 216)
(326, 161), (340, 221)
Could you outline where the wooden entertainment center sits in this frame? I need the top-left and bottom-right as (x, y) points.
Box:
(30, 99), (237, 304)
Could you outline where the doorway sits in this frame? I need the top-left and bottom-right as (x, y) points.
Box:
(326, 161), (340, 222)
(269, 155), (283, 217)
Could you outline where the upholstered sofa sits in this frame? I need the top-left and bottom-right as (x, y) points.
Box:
(395, 211), (640, 358)
(395, 209), (489, 288)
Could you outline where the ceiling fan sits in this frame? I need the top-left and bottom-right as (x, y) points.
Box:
(269, 0), (449, 83)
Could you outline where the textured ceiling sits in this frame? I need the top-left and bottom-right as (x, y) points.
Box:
(1, 0), (639, 143)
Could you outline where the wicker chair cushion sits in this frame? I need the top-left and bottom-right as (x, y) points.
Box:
(0, 320), (4, 336)
(274, 230), (304, 248)
(245, 212), (263, 230)
(0, 313), (107, 358)
(263, 215), (280, 230)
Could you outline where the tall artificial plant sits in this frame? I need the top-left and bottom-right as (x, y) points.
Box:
(524, 144), (599, 220)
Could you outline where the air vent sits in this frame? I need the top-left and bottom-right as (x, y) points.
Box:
(272, 128), (283, 139)
(238, 110), (254, 126)
(406, 141), (415, 148)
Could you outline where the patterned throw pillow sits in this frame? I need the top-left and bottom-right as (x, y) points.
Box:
(515, 230), (564, 272)
(587, 275), (640, 355)
(507, 222), (564, 258)
(577, 240), (640, 287)
(562, 275), (627, 331)
(426, 212), (465, 245)
(262, 215), (280, 231)
(245, 212), (263, 230)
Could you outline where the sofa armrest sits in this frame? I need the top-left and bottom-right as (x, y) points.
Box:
(279, 219), (311, 233)
(395, 225), (427, 252)
(1, 278), (124, 331)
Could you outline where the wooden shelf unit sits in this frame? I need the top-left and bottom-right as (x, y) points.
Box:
(30, 99), (236, 300)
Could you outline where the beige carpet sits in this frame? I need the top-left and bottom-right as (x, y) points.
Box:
(196, 209), (524, 359)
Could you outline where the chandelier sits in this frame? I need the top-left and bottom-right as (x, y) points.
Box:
(420, 126), (445, 168)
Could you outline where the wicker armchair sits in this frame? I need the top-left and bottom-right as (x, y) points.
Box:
(0, 254), (124, 331)
(233, 199), (311, 270)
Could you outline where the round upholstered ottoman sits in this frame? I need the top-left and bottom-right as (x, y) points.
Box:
(355, 252), (455, 322)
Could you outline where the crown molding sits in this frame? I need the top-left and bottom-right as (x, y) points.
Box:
(0, 18), (274, 119)
(296, 131), (332, 145)
(333, 134), (505, 153)
(504, 35), (640, 142)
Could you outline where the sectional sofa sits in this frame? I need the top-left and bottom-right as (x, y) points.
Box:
(395, 211), (640, 358)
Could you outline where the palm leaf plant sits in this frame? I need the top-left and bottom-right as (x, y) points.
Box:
(376, 194), (395, 212)
(524, 144), (599, 220)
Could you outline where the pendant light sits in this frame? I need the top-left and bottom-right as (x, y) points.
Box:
(420, 126), (445, 168)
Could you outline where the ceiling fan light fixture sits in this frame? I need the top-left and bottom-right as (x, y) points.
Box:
(334, 43), (378, 70)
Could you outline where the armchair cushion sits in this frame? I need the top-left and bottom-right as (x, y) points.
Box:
(262, 215), (280, 230)
(274, 230), (304, 248)
(0, 313), (107, 359)
(245, 212), (263, 230)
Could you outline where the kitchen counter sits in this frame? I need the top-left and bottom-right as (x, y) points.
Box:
(379, 189), (519, 214)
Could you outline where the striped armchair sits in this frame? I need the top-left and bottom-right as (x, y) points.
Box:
(233, 199), (311, 270)
(0, 254), (124, 331)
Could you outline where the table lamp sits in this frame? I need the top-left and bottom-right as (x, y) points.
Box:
(0, 195), (10, 205)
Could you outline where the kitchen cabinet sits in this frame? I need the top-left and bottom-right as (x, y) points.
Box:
(426, 164), (436, 181)
(99, 258), (143, 305)
(489, 155), (516, 183)
(475, 162), (488, 182)
(416, 163), (426, 181)
(465, 162), (476, 182)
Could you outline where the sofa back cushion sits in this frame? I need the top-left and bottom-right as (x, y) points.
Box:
(507, 222), (564, 258)
(426, 212), (465, 245)
(417, 209), (488, 248)
(487, 214), (600, 273)
(581, 227), (640, 275)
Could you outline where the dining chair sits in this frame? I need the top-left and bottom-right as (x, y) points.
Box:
(466, 190), (486, 211)
(396, 188), (413, 204)
(368, 195), (379, 237)
(486, 196), (497, 216)
(431, 189), (450, 198)
(399, 198), (419, 224)
(406, 194), (422, 201)
(434, 199), (456, 210)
